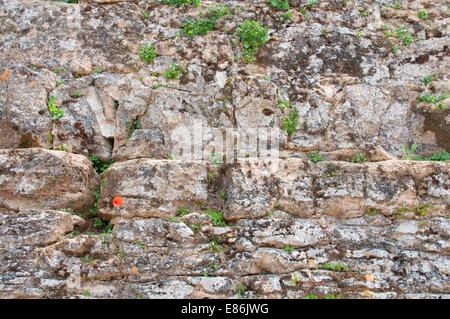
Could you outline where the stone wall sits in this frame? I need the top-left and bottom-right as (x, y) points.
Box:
(0, 0), (449, 299)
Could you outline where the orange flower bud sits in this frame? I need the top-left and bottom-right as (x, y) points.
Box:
(112, 196), (123, 207)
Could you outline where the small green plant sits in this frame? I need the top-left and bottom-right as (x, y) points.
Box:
(366, 207), (381, 217)
(175, 207), (191, 217)
(424, 150), (450, 161)
(281, 109), (299, 135)
(93, 67), (103, 74)
(395, 203), (434, 218)
(205, 208), (227, 227)
(127, 118), (142, 137)
(71, 90), (82, 98)
(281, 10), (293, 22)
(163, 63), (183, 80)
(401, 144), (419, 160)
(56, 79), (64, 87)
(236, 20), (269, 63)
(189, 222), (201, 234)
(290, 272), (301, 285)
(82, 289), (91, 297)
(385, 1), (401, 9)
(134, 240), (146, 249)
(319, 262), (349, 272)
(208, 151), (221, 164)
(48, 96), (64, 120)
(283, 244), (295, 253)
(355, 30), (364, 38)
(139, 44), (157, 63)
(394, 26), (413, 46)
(277, 98), (291, 109)
(423, 75), (433, 85)
(181, 4), (230, 37)
(81, 255), (95, 263)
(89, 189), (100, 217)
(235, 283), (247, 299)
(383, 25), (413, 46)
(350, 153), (367, 163)
(304, 293), (319, 299)
(141, 11), (150, 19)
(307, 151), (322, 163)
(169, 216), (179, 223)
(54, 143), (73, 152)
(307, 0), (319, 6)
(208, 238), (223, 253)
(207, 171), (216, 181)
(417, 9), (428, 21)
(161, 0), (200, 6)
(391, 44), (399, 54)
(417, 92), (449, 110)
(218, 190), (225, 199)
(89, 154), (113, 174)
(324, 294), (340, 299)
(267, 0), (289, 11)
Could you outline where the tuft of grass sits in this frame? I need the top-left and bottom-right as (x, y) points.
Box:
(283, 244), (295, 253)
(307, 151), (322, 163)
(401, 144), (419, 160)
(304, 293), (319, 299)
(236, 20), (269, 63)
(205, 208), (227, 227)
(139, 44), (157, 63)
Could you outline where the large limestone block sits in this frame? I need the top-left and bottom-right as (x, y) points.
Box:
(99, 159), (208, 220)
(0, 148), (98, 212)
(223, 159), (450, 220)
(0, 62), (54, 149)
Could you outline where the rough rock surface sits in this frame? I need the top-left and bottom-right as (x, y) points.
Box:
(0, 0), (449, 299)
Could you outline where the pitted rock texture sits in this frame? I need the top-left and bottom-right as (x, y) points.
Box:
(0, 148), (98, 213)
(0, 0), (449, 299)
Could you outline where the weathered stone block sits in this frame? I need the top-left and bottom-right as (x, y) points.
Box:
(0, 148), (98, 212)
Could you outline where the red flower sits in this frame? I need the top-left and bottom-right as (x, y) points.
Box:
(112, 196), (123, 207)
